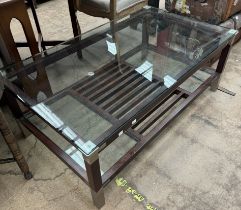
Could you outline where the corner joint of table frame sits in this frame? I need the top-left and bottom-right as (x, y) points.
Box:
(81, 141), (106, 164)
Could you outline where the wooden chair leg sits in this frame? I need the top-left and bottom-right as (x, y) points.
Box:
(141, 16), (149, 60)
(32, 0), (37, 9)
(68, 0), (82, 58)
(110, 21), (122, 71)
(83, 150), (105, 209)
(3, 90), (32, 138)
(0, 110), (32, 180)
(76, 20), (82, 58)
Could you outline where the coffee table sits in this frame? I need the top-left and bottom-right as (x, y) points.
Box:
(1, 7), (237, 208)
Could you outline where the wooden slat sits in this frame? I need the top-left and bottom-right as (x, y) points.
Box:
(100, 77), (146, 109)
(114, 82), (162, 119)
(145, 75), (214, 141)
(105, 80), (152, 113)
(131, 91), (177, 129)
(138, 92), (183, 134)
(75, 63), (126, 92)
(69, 90), (118, 125)
(102, 74), (215, 186)
(86, 67), (135, 100)
(90, 70), (141, 103)
(80, 65), (130, 95)
(125, 128), (143, 142)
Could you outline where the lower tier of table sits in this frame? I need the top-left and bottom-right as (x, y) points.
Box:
(21, 67), (216, 188)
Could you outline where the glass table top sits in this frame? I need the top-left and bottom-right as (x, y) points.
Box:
(1, 7), (237, 156)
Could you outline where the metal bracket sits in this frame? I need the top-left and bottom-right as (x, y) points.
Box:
(81, 140), (97, 155)
(81, 141), (100, 164)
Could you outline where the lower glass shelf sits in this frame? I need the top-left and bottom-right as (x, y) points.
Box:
(25, 113), (137, 175)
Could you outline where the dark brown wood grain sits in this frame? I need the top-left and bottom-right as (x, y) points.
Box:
(0, 109), (32, 180)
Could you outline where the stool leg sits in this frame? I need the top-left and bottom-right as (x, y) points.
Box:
(0, 110), (32, 180)
(3, 90), (31, 138)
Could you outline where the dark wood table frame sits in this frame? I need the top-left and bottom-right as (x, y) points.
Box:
(4, 12), (234, 208)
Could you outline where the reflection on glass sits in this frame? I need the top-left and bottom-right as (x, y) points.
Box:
(3, 7), (236, 156)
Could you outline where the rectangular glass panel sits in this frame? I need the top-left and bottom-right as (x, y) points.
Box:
(26, 114), (136, 174)
(45, 95), (112, 142)
(2, 7), (237, 155)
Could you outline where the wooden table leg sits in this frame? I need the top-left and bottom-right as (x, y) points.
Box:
(83, 150), (105, 209)
(68, 0), (82, 58)
(141, 15), (149, 60)
(210, 44), (231, 91)
(68, 0), (80, 38)
(0, 110), (32, 180)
